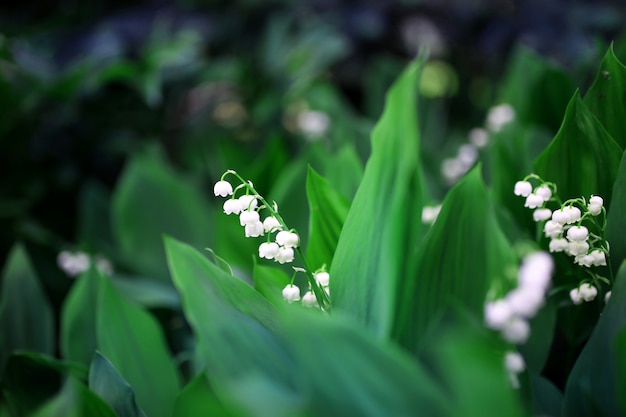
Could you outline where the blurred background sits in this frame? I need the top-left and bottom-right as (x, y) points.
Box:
(1, 0), (625, 381)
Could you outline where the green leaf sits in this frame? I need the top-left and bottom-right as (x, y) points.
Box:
(281, 309), (448, 417)
(330, 59), (427, 337)
(112, 148), (213, 280)
(562, 262), (626, 416)
(32, 377), (117, 417)
(173, 372), (239, 417)
(305, 166), (350, 269)
(88, 352), (146, 417)
(606, 151), (626, 276)
(583, 44), (626, 150)
(0, 244), (54, 374)
(393, 166), (517, 352)
(533, 92), (622, 205)
(615, 327), (626, 416)
(60, 267), (99, 365)
(165, 237), (303, 417)
(530, 373), (563, 417)
(110, 274), (180, 309)
(96, 275), (181, 417)
(322, 143), (363, 201)
(519, 300), (557, 373)
(1, 352), (87, 416)
(252, 260), (291, 306)
(77, 180), (114, 254)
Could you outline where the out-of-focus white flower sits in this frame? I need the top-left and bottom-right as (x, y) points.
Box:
(605, 291), (612, 303)
(570, 283), (598, 304)
(275, 247), (295, 264)
(567, 226), (589, 242)
(259, 242), (280, 259)
(276, 231), (299, 248)
(301, 291), (317, 307)
(314, 271), (330, 287)
(213, 180), (233, 197)
(223, 198), (243, 215)
(57, 251), (91, 277)
(484, 300), (513, 330)
(544, 221), (563, 238)
(533, 208), (552, 222)
(506, 287), (545, 318)
(549, 238), (569, 253)
(262, 216), (282, 233)
(421, 205), (442, 224)
(524, 193), (544, 209)
(468, 127), (489, 148)
(239, 210), (260, 226)
(297, 110), (330, 139)
(501, 316), (530, 344)
(457, 144), (478, 167)
(441, 158), (466, 184)
(486, 103), (515, 132)
(95, 257), (114, 276)
(570, 287), (583, 305)
(282, 284), (301, 303)
(504, 351), (526, 374)
(514, 181), (533, 197)
(518, 251), (553, 291)
(588, 195), (603, 216)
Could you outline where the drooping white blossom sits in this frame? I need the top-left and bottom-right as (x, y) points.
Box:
(524, 193), (545, 209)
(549, 238), (569, 253)
(544, 221), (563, 239)
(501, 316), (531, 344)
(262, 216), (282, 233)
(514, 181), (533, 197)
(213, 180), (233, 197)
(276, 231), (299, 248)
(223, 198), (243, 215)
(239, 210), (260, 226)
(533, 208), (552, 222)
(238, 194), (258, 211)
(535, 185), (552, 201)
(588, 195), (604, 216)
(275, 247), (295, 264)
(282, 284), (301, 303)
(301, 291), (317, 307)
(314, 271), (330, 287)
(567, 226), (589, 242)
(259, 242), (280, 259)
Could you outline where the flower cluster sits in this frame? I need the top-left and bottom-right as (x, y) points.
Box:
(484, 252), (554, 345)
(214, 170), (331, 309)
(514, 175), (611, 305)
(57, 251), (114, 277)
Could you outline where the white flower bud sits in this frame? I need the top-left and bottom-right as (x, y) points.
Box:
(544, 221), (563, 239)
(301, 291), (317, 307)
(533, 208), (552, 222)
(259, 242), (280, 259)
(535, 185), (552, 201)
(213, 180), (233, 197)
(314, 271), (330, 287)
(566, 225), (589, 242)
(549, 238), (569, 253)
(501, 316), (530, 344)
(262, 216), (282, 233)
(579, 283), (598, 302)
(245, 221), (264, 237)
(276, 231), (299, 248)
(239, 210), (260, 226)
(282, 284), (301, 303)
(570, 288), (583, 305)
(223, 198), (243, 215)
(524, 193), (544, 209)
(514, 181), (533, 197)
(504, 351), (526, 374)
(484, 300), (513, 330)
(275, 247), (295, 264)
(588, 196), (604, 216)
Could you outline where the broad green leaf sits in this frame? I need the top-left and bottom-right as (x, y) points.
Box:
(519, 300), (557, 373)
(282, 309), (449, 417)
(583, 44), (626, 150)
(530, 373), (563, 417)
(112, 148), (213, 280)
(88, 352), (146, 417)
(562, 262), (626, 416)
(253, 260), (291, 306)
(393, 166), (517, 351)
(305, 166), (350, 269)
(0, 244), (54, 374)
(32, 377), (116, 417)
(60, 267), (99, 365)
(606, 151), (626, 276)
(615, 328), (626, 416)
(534, 92), (622, 205)
(165, 237), (303, 417)
(173, 372), (239, 417)
(322, 143), (363, 201)
(1, 352), (87, 417)
(77, 180), (114, 254)
(110, 274), (180, 308)
(330, 59), (426, 337)
(96, 275), (181, 417)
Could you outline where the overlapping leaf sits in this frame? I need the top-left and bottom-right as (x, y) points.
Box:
(330, 59), (427, 338)
(606, 151), (626, 276)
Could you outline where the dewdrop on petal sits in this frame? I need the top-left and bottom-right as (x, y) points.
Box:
(514, 181), (533, 197)
(213, 180), (233, 197)
(567, 226), (589, 242)
(533, 208), (552, 222)
(301, 291), (317, 307)
(588, 195), (603, 216)
(282, 284), (301, 303)
(275, 247), (295, 264)
(314, 271), (330, 287)
(259, 242), (279, 259)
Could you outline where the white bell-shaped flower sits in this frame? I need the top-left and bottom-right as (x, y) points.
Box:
(276, 231), (299, 248)
(245, 221), (264, 237)
(213, 180), (233, 197)
(223, 198), (243, 215)
(567, 225), (589, 242)
(259, 242), (279, 259)
(524, 193), (544, 209)
(535, 185), (552, 201)
(533, 208), (552, 222)
(275, 247), (295, 264)
(579, 283), (598, 302)
(301, 291), (317, 307)
(506, 287), (545, 318)
(314, 271), (330, 287)
(544, 221), (563, 239)
(504, 351), (526, 374)
(549, 238), (569, 253)
(514, 181), (533, 197)
(565, 206), (582, 224)
(282, 284), (301, 303)
(574, 254), (594, 267)
(501, 316), (530, 344)
(590, 249), (607, 266)
(239, 209), (260, 226)
(588, 195), (603, 216)
(568, 241), (590, 257)
(238, 194), (258, 211)
(551, 209), (570, 225)
(262, 216), (282, 233)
